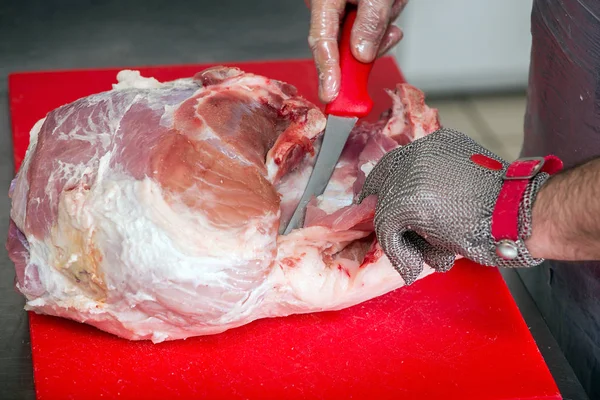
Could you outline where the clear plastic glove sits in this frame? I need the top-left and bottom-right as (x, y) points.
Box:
(357, 128), (560, 285)
(307, 0), (407, 103)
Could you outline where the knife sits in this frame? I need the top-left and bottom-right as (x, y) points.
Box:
(281, 5), (375, 235)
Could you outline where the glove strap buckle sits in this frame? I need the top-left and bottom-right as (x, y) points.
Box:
(492, 155), (563, 260)
(502, 157), (545, 180)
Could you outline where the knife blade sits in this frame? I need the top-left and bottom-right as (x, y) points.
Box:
(281, 5), (375, 235)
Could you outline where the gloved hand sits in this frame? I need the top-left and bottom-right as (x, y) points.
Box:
(357, 128), (563, 284)
(307, 0), (408, 103)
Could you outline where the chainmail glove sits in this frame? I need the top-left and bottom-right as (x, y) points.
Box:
(357, 128), (563, 285)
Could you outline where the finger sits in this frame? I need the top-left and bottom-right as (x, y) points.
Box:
(390, 0), (408, 22)
(411, 232), (456, 272)
(374, 211), (424, 285)
(308, 0), (346, 103)
(376, 0), (406, 57)
(376, 25), (403, 57)
(380, 229), (425, 285)
(351, 0), (395, 63)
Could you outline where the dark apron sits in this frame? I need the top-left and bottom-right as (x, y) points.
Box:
(519, 0), (600, 397)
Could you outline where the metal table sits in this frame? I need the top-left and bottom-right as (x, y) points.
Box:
(0, 1), (588, 399)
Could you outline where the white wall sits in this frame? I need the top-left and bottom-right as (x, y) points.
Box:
(393, 0), (534, 94)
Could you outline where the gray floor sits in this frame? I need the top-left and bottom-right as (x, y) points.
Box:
(0, 1), (585, 400)
(429, 95), (527, 160)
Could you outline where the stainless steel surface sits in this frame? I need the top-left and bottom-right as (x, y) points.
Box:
(0, 1), (586, 399)
(282, 115), (357, 235)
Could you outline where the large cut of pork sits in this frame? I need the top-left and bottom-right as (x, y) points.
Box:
(7, 67), (441, 342)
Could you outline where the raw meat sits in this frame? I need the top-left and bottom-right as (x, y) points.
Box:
(7, 66), (441, 342)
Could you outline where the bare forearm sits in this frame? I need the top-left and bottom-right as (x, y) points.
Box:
(526, 157), (600, 260)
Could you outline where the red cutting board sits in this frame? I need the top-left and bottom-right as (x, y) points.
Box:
(9, 57), (561, 400)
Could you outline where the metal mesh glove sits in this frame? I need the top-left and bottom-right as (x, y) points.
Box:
(357, 128), (554, 285)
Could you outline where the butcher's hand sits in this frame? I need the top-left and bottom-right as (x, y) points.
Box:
(307, 0), (408, 103)
(357, 128), (555, 285)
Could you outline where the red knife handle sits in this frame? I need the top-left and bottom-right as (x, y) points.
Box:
(324, 5), (375, 118)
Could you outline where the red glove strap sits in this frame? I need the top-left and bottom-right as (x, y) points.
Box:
(491, 155), (563, 242)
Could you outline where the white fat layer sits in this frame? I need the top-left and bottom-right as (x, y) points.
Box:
(315, 158), (355, 213)
(316, 177), (353, 213)
(23, 158), (280, 341)
(265, 159), (279, 183)
(29, 117), (45, 147)
(9, 117), (46, 227)
(113, 70), (163, 90)
(270, 227), (435, 311)
(360, 161), (376, 177)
